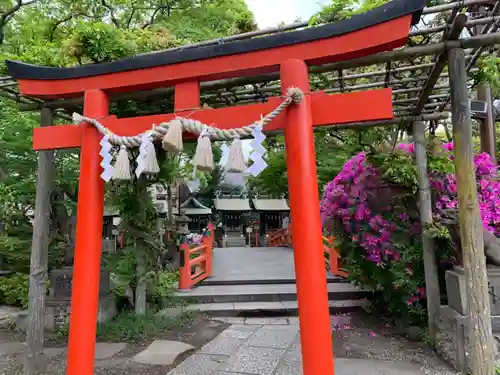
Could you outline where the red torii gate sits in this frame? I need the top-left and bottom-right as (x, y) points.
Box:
(7, 1), (425, 374)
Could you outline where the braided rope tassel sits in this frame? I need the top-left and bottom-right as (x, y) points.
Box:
(192, 127), (214, 172)
(113, 145), (132, 180)
(71, 87), (304, 146)
(225, 136), (246, 173)
(70, 87), (304, 181)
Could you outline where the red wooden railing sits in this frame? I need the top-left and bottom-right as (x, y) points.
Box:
(268, 226), (347, 278)
(179, 223), (214, 290)
(268, 226), (293, 247)
(322, 236), (348, 278)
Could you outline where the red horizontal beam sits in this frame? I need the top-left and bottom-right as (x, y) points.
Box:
(19, 16), (411, 98)
(33, 89), (393, 151)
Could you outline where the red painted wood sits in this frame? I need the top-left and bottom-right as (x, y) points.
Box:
(33, 124), (83, 150)
(18, 16), (411, 98)
(281, 59), (335, 375)
(175, 81), (201, 110)
(33, 89), (393, 150)
(178, 225), (214, 290)
(66, 89), (108, 375)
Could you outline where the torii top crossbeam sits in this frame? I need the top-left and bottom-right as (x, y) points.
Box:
(8, 0), (425, 152)
(8, 0), (424, 98)
(6, 2), (426, 375)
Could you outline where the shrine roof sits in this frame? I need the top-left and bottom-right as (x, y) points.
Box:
(180, 197), (212, 215)
(6, 0), (425, 81)
(253, 199), (290, 211)
(214, 198), (252, 211)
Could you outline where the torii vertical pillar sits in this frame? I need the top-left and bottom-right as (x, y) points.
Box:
(281, 59), (335, 375)
(66, 89), (108, 375)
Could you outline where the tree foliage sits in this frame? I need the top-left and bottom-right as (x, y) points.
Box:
(0, 0), (255, 307)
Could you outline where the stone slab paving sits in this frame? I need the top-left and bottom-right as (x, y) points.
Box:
(133, 340), (194, 365)
(0, 341), (126, 359)
(0, 306), (24, 329)
(166, 320), (460, 375)
(94, 342), (127, 359)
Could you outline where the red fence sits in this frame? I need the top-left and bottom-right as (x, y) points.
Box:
(268, 227), (293, 247)
(268, 227), (348, 278)
(322, 236), (348, 278)
(179, 223), (214, 290)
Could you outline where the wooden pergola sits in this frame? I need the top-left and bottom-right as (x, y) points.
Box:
(2, 1), (500, 375)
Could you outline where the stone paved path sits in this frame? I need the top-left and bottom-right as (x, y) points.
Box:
(208, 247), (341, 283)
(166, 317), (461, 375)
(1, 314), (461, 375)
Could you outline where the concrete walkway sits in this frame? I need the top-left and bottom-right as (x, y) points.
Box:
(166, 319), (460, 375)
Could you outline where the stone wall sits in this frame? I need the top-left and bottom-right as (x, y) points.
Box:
(437, 266), (500, 373)
(44, 295), (116, 330)
(44, 267), (116, 331)
(436, 305), (469, 373)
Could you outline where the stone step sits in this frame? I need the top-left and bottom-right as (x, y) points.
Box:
(180, 299), (369, 317)
(174, 282), (368, 304)
(201, 275), (347, 286)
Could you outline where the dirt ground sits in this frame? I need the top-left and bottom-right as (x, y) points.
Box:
(1, 311), (459, 375)
(330, 312), (456, 372)
(1, 315), (229, 375)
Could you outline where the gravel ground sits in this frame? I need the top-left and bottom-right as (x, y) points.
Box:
(330, 312), (462, 374)
(1, 315), (228, 375)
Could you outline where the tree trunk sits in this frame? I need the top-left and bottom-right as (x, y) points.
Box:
(25, 108), (54, 375)
(413, 121), (440, 345)
(135, 247), (147, 315)
(448, 47), (495, 374)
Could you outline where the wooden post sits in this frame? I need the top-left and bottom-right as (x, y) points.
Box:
(25, 108), (54, 375)
(477, 84), (497, 164)
(66, 89), (108, 375)
(412, 121), (440, 344)
(448, 47), (495, 375)
(281, 59), (335, 375)
(473, 5), (497, 165)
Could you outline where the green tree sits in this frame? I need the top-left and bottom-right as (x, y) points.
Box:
(0, 0), (256, 308)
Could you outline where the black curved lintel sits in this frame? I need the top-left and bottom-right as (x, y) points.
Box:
(7, 0), (426, 81)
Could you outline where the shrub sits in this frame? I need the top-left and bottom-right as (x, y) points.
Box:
(320, 141), (500, 324)
(97, 310), (195, 342)
(0, 273), (29, 309)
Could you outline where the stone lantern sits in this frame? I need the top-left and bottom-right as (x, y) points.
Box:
(175, 212), (192, 234)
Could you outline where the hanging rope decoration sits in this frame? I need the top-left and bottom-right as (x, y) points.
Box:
(72, 87), (304, 182)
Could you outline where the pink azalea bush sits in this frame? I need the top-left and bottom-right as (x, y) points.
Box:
(320, 141), (500, 322)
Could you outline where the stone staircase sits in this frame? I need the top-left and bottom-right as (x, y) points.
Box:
(224, 233), (247, 247)
(171, 279), (370, 317)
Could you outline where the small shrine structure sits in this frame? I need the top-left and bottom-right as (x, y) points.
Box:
(179, 196), (212, 230)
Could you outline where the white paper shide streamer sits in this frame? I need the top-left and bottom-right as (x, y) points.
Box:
(99, 135), (115, 182)
(247, 123), (268, 177)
